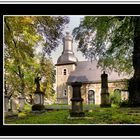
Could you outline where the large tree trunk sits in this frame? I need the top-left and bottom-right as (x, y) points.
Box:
(128, 17), (140, 106)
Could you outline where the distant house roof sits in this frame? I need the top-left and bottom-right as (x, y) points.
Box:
(67, 61), (130, 84)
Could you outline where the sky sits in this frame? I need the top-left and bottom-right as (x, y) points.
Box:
(51, 15), (86, 64)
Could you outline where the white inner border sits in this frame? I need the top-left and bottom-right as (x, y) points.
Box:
(0, 1), (140, 4)
(2, 15), (140, 139)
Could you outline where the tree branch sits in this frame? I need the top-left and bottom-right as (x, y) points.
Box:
(13, 69), (20, 77)
(4, 17), (17, 48)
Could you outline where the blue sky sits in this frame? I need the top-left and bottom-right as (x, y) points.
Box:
(51, 15), (86, 64)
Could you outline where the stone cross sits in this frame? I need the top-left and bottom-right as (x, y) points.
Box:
(35, 76), (41, 92)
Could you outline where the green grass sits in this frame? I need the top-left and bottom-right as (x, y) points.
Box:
(5, 106), (140, 124)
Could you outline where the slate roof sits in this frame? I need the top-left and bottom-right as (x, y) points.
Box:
(67, 61), (130, 84)
(57, 52), (78, 65)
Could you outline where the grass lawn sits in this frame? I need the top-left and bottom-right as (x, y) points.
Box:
(4, 105), (140, 124)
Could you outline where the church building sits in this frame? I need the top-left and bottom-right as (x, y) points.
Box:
(55, 32), (129, 105)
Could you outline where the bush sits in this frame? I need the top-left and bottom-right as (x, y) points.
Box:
(18, 112), (27, 118)
(120, 100), (129, 107)
(110, 90), (121, 106)
(24, 103), (32, 112)
(32, 104), (45, 111)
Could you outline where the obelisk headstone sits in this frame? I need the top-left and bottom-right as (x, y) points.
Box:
(100, 71), (111, 107)
(70, 82), (85, 117)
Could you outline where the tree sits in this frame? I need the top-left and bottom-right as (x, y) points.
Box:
(36, 16), (69, 56)
(4, 16), (40, 97)
(73, 16), (140, 106)
(34, 52), (56, 98)
(4, 16), (69, 99)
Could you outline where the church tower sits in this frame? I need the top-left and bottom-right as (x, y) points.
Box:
(55, 32), (78, 104)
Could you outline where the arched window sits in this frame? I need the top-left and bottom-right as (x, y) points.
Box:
(63, 69), (67, 75)
(88, 90), (95, 104)
(64, 89), (67, 96)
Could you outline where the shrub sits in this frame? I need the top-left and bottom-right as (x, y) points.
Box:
(32, 104), (45, 111)
(110, 90), (121, 106)
(24, 103), (32, 112)
(120, 100), (129, 107)
(18, 112), (27, 118)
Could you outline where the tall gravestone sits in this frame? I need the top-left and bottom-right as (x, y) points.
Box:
(100, 71), (111, 107)
(32, 76), (45, 111)
(70, 82), (85, 117)
(4, 95), (9, 113)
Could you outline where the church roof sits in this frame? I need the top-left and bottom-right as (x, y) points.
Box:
(67, 61), (130, 84)
(56, 53), (78, 65)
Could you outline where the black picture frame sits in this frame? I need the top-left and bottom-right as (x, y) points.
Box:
(1, 3), (140, 137)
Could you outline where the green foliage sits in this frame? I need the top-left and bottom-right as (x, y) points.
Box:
(4, 16), (69, 98)
(24, 103), (32, 113)
(36, 54), (56, 98)
(36, 16), (69, 56)
(110, 89), (122, 105)
(5, 107), (140, 124)
(18, 112), (27, 118)
(73, 16), (134, 74)
(120, 100), (129, 107)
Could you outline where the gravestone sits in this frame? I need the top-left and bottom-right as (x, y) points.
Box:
(10, 97), (18, 113)
(34, 91), (45, 105)
(32, 76), (45, 111)
(18, 96), (25, 112)
(4, 95), (9, 113)
(70, 82), (85, 117)
(100, 71), (111, 107)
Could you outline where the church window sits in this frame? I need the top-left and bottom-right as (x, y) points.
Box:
(64, 89), (67, 96)
(63, 69), (67, 75)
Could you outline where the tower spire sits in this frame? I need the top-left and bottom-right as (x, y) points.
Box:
(65, 25), (70, 34)
(56, 32), (78, 65)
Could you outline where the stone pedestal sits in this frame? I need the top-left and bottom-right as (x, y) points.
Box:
(100, 71), (111, 107)
(18, 96), (25, 112)
(70, 82), (85, 117)
(101, 92), (110, 107)
(34, 91), (44, 105)
(4, 95), (9, 113)
(9, 97), (17, 114)
(32, 91), (45, 111)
